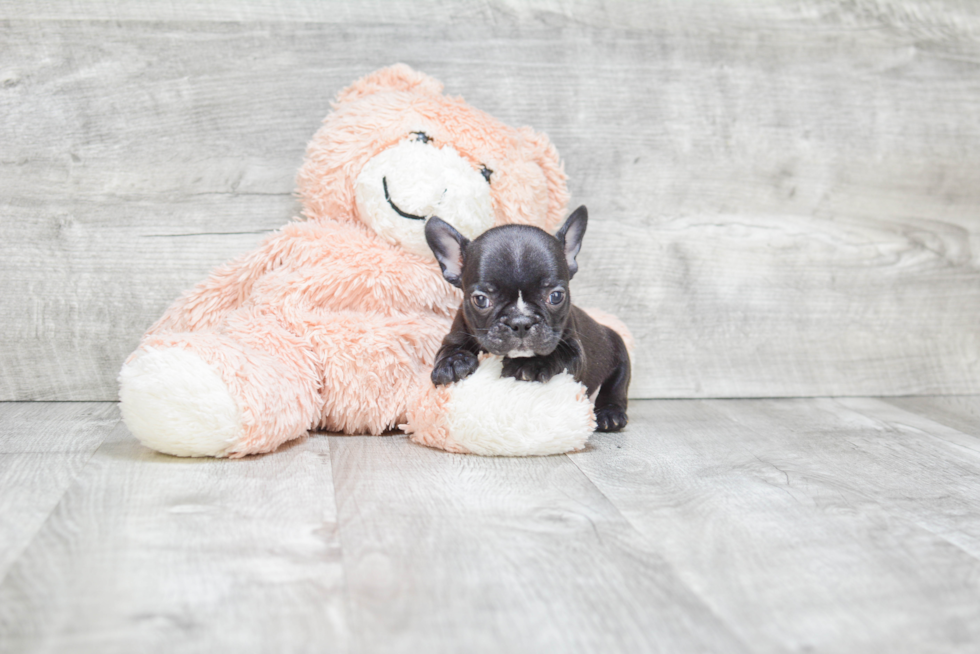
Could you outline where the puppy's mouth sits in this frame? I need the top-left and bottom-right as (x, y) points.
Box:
(383, 177), (426, 221)
(478, 324), (561, 358)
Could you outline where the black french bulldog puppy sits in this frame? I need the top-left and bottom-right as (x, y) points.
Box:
(424, 206), (630, 432)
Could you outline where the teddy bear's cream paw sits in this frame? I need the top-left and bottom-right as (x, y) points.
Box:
(444, 356), (596, 456)
(119, 347), (242, 457)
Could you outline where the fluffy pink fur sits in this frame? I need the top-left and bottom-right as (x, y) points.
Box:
(401, 381), (463, 454)
(127, 65), (571, 457)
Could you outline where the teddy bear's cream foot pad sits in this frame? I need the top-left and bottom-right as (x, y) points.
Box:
(404, 356), (596, 457)
(448, 357), (596, 456)
(119, 348), (242, 458)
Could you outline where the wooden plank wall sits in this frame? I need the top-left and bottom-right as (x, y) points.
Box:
(2, 1), (979, 401)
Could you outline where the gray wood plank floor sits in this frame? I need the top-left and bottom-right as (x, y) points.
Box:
(2, 397), (979, 653)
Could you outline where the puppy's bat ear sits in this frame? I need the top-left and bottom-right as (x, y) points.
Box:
(425, 217), (470, 288)
(555, 205), (588, 279)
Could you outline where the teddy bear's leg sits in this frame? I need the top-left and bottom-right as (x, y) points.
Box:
(120, 311), (322, 458)
(119, 342), (239, 457)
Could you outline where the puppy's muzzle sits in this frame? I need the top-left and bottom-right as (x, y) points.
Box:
(504, 314), (538, 339)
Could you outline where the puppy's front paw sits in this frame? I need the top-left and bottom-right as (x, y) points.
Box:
(501, 356), (560, 384)
(595, 407), (628, 432)
(431, 351), (479, 385)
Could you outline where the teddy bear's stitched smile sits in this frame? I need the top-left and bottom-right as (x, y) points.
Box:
(382, 176), (426, 221)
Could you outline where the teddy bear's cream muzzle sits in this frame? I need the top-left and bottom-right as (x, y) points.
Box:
(354, 138), (495, 259)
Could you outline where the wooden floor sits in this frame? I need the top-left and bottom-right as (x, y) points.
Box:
(2, 397), (980, 653)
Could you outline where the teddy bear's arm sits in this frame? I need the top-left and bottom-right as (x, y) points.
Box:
(146, 230), (301, 336)
(147, 253), (264, 335)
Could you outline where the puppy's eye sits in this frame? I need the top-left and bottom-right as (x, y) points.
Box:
(471, 293), (491, 309)
(410, 131), (432, 144)
(479, 164), (493, 184)
(548, 290), (565, 305)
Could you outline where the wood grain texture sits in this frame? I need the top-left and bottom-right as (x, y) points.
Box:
(882, 395), (980, 439)
(3, 397), (980, 651)
(327, 433), (747, 654)
(2, 1), (980, 400)
(0, 402), (118, 579)
(0, 420), (348, 654)
(570, 398), (980, 653)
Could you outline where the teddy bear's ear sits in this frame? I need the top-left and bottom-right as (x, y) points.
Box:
(519, 127), (570, 232)
(334, 64), (444, 106)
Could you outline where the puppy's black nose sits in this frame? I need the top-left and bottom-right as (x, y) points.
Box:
(505, 315), (536, 338)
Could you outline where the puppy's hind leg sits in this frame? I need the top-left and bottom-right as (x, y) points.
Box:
(593, 338), (631, 433)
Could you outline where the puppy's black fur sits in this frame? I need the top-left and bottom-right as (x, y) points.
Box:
(425, 206), (630, 432)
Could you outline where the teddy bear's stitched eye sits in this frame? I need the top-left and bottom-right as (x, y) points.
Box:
(479, 165), (493, 184)
(548, 290), (565, 305)
(471, 293), (491, 310)
(410, 131), (432, 144)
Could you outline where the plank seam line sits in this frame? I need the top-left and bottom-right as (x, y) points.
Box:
(834, 397), (980, 564)
(562, 451), (754, 651)
(877, 396), (980, 440)
(141, 230), (276, 238)
(845, 398), (980, 459)
(325, 435), (358, 654)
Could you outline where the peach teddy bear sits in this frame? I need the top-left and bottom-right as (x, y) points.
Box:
(119, 64), (629, 458)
